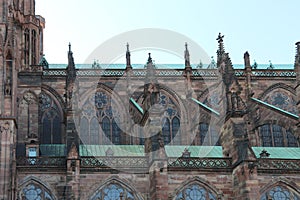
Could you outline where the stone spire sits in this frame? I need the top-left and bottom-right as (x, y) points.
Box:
(294, 42), (300, 67)
(216, 32), (225, 64)
(126, 42), (132, 69)
(184, 42), (190, 67)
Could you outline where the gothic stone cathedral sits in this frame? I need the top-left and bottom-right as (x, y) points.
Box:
(0, 0), (300, 200)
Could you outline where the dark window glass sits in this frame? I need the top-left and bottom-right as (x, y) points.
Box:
(162, 118), (171, 145)
(102, 117), (111, 144)
(261, 125), (272, 147)
(80, 117), (89, 144)
(90, 117), (99, 144)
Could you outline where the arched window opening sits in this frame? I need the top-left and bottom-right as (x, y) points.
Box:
(260, 185), (300, 200)
(81, 91), (123, 145)
(39, 92), (62, 144)
(194, 123), (220, 146)
(90, 183), (139, 200)
(172, 116), (181, 145)
(259, 124), (299, 147)
(175, 184), (217, 200)
(80, 117), (89, 144)
(162, 117), (171, 145)
(20, 183), (54, 200)
(90, 117), (100, 145)
(31, 29), (37, 65)
(159, 93), (181, 145)
(24, 28), (30, 65)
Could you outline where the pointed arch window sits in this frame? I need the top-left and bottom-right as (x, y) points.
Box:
(40, 92), (62, 144)
(175, 184), (217, 200)
(24, 28), (30, 65)
(259, 124), (299, 147)
(20, 183), (54, 200)
(194, 123), (220, 146)
(159, 93), (181, 145)
(260, 185), (300, 200)
(80, 91), (123, 145)
(31, 29), (37, 65)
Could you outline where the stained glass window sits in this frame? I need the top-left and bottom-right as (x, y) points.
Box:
(175, 184), (217, 200)
(272, 125), (284, 147)
(194, 123), (220, 146)
(159, 93), (181, 145)
(261, 125), (272, 147)
(259, 124), (299, 147)
(80, 91), (122, 145)
(21, 183), (54, 200)
(40, 92), (62, 144)
(90, 183), (137, 200)
(260, 186), (300, 200)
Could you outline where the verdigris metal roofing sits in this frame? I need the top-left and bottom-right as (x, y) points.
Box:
(252, 147), (300, 159)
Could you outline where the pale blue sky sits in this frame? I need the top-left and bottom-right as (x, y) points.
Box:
(36, 0), (300, 65)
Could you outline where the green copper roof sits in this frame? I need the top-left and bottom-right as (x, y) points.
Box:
(40, 144), (66, 156)
(130, 98), (144, 114)
(191, 98), (220, 116)
(79, 145), (145, 157)
(252, 147), (300, 159)
(165, 145), (223, 158)
(251, 97), (299, 119)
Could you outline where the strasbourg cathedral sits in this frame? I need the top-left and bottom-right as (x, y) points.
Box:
(0, 0), (300, 199)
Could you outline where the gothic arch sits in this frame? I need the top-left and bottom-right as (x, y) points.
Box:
(259, 83), (296, 99)
(78, 83), (127, 144)
(260, 177), (300, 200)
(18, 176), (57, 200)
(255, 121), (299, 147)
(88, 176), (144, 200)
(39, 89), (64, 144)
(172, 176), (222, 200)
(42, 84), (66, 112)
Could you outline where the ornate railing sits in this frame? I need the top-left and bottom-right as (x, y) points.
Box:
(251, 69), (296, 77)
(16, 157), (66, 167)
(168, 157), (232, 169)
(43, 69), (67, 76)
(257, 159), (300, 171)
(81, 156), (148, 169)
(42, 69), (296, 78)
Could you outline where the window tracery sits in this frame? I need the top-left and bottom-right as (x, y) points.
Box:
(259, 124), (298, 147)
(175, 184), (217, 200)
(260, 186), (300, 200)
(39, 92), (62, 144)
(80, 91), (122, 145)
(193, 123), (220, 146)
(21, 183), (54, 200)
(264, 91), (298, 115)
(90, 183), (137, 200)
(159, 94), (181, 145)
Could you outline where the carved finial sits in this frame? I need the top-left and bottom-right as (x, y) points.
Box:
(244, 51), (250, 67)
(126, 43), (131, 68)
(295, 42), (300, 65)
(259, 149), (270, 158)
(216, 33), (225, 59)
(184, 42), (190, 67)
(68, 42), (71, 52)
(147, 53), (152, 64)
(216, 32), (224, 43)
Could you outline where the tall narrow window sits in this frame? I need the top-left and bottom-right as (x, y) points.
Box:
(112, 119), (121, 144)
(40, 92), (62, 144)
(260, 125), (272, 147)
(259, 124), (298, 147)
(24, 29), (30, 66)
(102, 117), (111, 144)
(194, 123), (220, 146)
(80, 117), (89, 144)
(90, 117), (99, 144)
(172, 117), (181, 145)
(162, 118), (171, 144)
(272, 125), (284, 147)
(31, 30), (37, 65)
